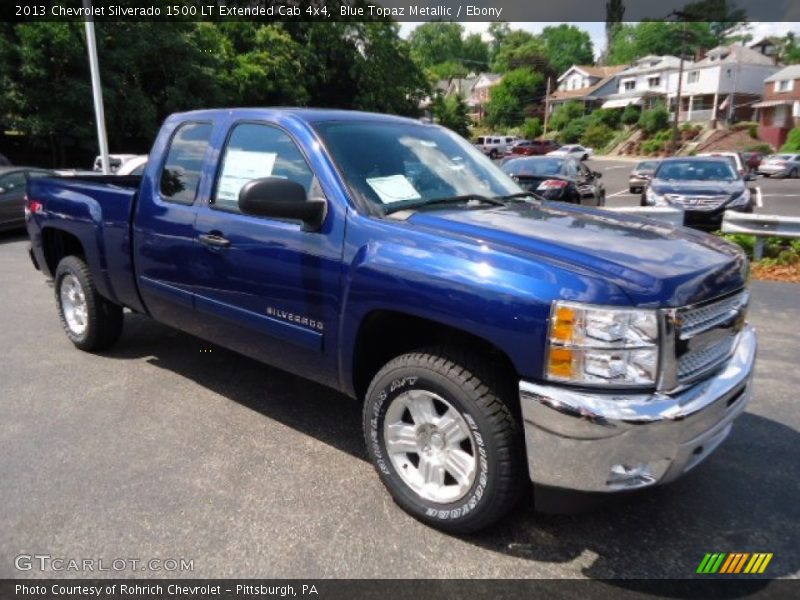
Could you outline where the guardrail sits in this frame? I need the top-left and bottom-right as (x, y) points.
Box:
(603, 206), (685, 226)
(722, 212), (800, 259)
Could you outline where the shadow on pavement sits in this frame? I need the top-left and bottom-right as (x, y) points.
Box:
(0, 230), (27, 245)
(106, 313), (798, 584)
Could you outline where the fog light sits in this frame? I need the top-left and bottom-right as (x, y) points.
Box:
(607, 463), (657, 489)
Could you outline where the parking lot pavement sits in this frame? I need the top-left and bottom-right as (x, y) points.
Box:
(589, 157), (800, 217)
(1, 231), (799, 581)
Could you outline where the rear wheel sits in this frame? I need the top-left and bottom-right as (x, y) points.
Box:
(55, 256), (123, 351)
(363, 348), (524, 533)
(489, 149), (498, 160)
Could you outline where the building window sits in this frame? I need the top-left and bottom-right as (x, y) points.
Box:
(687, 71), (700, 84)
(623, 80), (636, 91)
(776, 79), (794, 92)
(647, 76), (661, 88)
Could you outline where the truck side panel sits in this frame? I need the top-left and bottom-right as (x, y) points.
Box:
(27, 177), (145, 313)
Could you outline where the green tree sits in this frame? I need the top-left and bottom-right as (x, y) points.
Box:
(779, 32), (800, 64)
(606, 21), (718, 65)
(549, 100), (586, 132)
(521, 117), (543, 140)
(462, 33), (490, 71)
(407, 22), (464, 69)
(491, 30), (549, 73)
(621, 104), (641, 125)
(485, 68), (544, 127)
(581, 123), (615, 150)
(432, 94), (471, 137)
(605, 0), (625, 56)
(539, 24), (594, 75)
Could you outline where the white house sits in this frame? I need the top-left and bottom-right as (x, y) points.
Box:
(601, 55), (683, 109)
(678, 44), (780, 123)
(548, 65), (623, 111)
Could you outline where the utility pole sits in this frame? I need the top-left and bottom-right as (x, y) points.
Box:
(543, 77), (551, 138)
(82, 0), (110, 174)
(671, 18), (688, 156)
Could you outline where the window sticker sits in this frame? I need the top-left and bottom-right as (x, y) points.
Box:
(217, 149), (277, 202)
(366, 174), (422, 204)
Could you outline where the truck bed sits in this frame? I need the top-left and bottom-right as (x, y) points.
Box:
(27, 175), (145, 312)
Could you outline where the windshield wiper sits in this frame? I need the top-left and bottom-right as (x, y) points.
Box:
(384, 194), (506, 215)
(498, 191), (540, 202)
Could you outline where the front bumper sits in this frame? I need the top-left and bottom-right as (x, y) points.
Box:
(629, 176), (650, 189)
(519, 324), (756, 492)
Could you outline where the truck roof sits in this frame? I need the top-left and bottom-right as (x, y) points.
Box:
(167, 107), (425, 126)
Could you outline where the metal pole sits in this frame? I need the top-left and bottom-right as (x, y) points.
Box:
(672, 22), (686, 156)
(82, 0), (110, 174)
(543, 77), (551, 138)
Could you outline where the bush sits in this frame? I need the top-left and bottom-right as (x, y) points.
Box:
(559, 115), (592, 144)
(746, 142), (773, 153)
(732, 120), (760, 139)
(720, 234), (800, 262)
(549, 101), (585, 132)
(638, 104), (670, 135)
(521, 117), (542, 140)
(590, 108), (622, 129)
(580, 123), (616, 151)
(621, 104), (641, 125)
(780, 128), (800, 152)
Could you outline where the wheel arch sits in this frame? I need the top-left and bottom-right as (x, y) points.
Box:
(350, 310), (519, 403)
(41, 227), (86, 277)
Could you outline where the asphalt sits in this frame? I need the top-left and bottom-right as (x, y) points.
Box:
(1, 231), (798, 581)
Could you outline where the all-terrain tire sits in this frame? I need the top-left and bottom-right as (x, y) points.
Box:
(363, 347), (525, 533)
(55, 255), (123, 351)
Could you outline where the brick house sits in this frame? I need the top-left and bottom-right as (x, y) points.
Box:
(754, 65), (800, 148)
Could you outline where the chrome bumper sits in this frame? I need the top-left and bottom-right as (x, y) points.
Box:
(519, 324), (757, 492)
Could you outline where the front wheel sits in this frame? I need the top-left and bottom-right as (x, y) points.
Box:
(55, 255), (123, 351)
(363, 348), (524, 533)
(489, 149), (498, 159)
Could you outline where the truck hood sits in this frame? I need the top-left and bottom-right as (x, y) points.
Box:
(405, 202), (747, 307)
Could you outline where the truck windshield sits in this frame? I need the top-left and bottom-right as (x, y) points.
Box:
(314, 121), (522, 213)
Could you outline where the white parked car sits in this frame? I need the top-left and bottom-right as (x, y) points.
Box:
(698, 152), (746, 178)
(92, 154), (139, 173)
(547, 144), (593, 161)
(116, 155), (148, 176)
(474, 135), (518, 159)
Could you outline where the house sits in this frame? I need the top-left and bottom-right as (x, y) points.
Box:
(547, 65), (624, 112)
(470, 73), (504, 120)
(600, 55), (684, 110)
(419, 72), (504, 122)
(753, 65), (800, 148)
(678, 44), (780, 123)
(750, 37), (781, 63)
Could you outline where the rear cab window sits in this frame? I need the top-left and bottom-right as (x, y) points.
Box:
(159, 121), (213, 205)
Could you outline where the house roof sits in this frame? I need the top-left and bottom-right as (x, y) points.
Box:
(766, 64), (800, 82)
(557, 64), (623, 82)
(474, 73), (503, 88)
(619, 55), (684, 76)
(549, 67), (623, 102)
(694, 44), (777, 67)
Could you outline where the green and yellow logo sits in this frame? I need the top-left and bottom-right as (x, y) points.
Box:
(697, 553), (773, 574)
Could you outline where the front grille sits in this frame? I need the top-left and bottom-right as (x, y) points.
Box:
(680, 291), (749, 339)
(672, 291), (748, 385)
(678, 336), (736, 380)
(666, 194), (728, 211)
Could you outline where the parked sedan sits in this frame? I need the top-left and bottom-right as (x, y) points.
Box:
(502, 156), (605, 206)
(629, 159), (660, 194)
(506, 139), (561, 157)
(546, 144), (593, 161)
(643, 157), (753, 231)
(0, 167), (54, 231)
(757, 153), (800, 178)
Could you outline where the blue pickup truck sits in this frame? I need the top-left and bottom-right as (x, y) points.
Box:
(26, 108), (757, 532)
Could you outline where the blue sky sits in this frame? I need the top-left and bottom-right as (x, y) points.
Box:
(399, 22), (799, 60)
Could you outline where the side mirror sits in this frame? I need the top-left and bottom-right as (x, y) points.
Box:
(592, 171), (602, 178)
(238, 177), (326, 231)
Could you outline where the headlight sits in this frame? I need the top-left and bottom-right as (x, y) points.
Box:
(728, 188), (750, 207)
(645, 187), (668, 206)
(546, 301), (659, 387)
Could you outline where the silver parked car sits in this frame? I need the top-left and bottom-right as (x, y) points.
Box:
(757, 153), (800, 178)
(629, 160), (660, 194)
